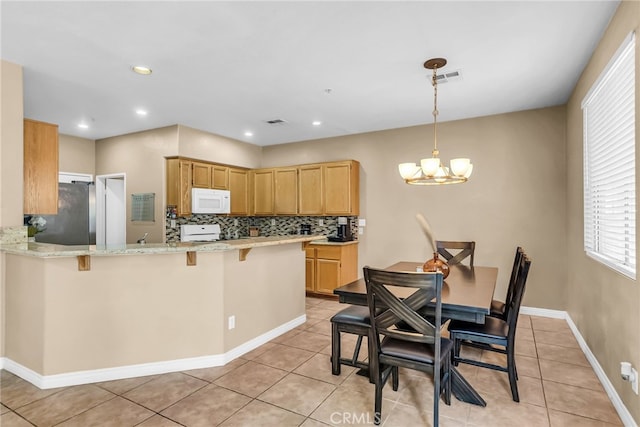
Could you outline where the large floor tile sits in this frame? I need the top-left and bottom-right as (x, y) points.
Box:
(539, 359), (603, 391)
(183, 358), (248, 383)
(293, 353), (357, 385)
(480, 351), (541, 379)
(0, 375), (63, 409)
(258, 373), (336, 416)
(56, 396), (154, 426)
(280, 330), (332, 352)
(534, 330), (580, 348)
(253, 343), (316, 371)
(466, 392), (549, 427)
(219, 399), (305, 426)
(531, 316), (571, 333)
(384, 401), (466, 427)
(543, 381), (622, 425)
(309, 387), (393, 426)
(15, 384), (114, 427)
(1, 411), (34, 427)
(161, 383), (251, 426)
(306, 306), (338, 321)
(122, 372), (207, 412)
(94, 375), (158, 395)
(395, 374), (470, 423)
(214, 360), (288, 398)
(137, 414), (183, 426)
(0, 403), (9, 414)
(302, 319), (332, 336)
(239, 342), (278, 361)
(471, 366), (545, 407)
(536, 342), (591, 367)
(548, 409), (623, 426)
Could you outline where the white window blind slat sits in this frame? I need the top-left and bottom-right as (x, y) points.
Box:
(583, 31), (636, 280)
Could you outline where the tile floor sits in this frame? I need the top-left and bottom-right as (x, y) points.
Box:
(0, 297), (624, 426)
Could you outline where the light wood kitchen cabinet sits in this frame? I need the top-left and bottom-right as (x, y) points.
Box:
(191, 162), (211, 188)
(23, 119), (59, 214)
(305, 243), (358, 296)
(212, 165), (229, 190)
(298, 160), (359, 216)
(324, 161), (359, 215)
(298, 164), (323, 215)
(251, 169), (274, 215)
(228, 167), (249, 215)
(274, 167), (298, 214)
(166, 158), (192, 216)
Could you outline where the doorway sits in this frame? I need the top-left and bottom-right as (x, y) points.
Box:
(96, 173), (126, 245)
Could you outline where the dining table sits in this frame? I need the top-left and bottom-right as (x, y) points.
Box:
(333, 261), (499, 407)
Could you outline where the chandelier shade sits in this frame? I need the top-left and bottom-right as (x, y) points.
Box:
(399, 58), (472, 185)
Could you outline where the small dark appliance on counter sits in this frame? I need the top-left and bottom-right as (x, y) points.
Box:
(328, 217), (354, 242)
(300, 224), (312, 235)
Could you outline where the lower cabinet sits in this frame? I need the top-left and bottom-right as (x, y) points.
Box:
(305, 243), (358, 296)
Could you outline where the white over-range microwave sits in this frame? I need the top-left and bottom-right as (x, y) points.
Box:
(191, 188), (231, 214)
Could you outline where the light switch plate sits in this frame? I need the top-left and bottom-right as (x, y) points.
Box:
(358, 219), (366, 227)
(170, 219), (176, 228)
(319, 219), (324, 226)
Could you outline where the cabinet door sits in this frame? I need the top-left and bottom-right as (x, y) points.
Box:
(316, 258), (341, 295)
(23, 119), (59, 214)
(178, 160), (192, 216)
(305, 257), (316, 292)
(298, 165), (323, 215)
(252, 169), (274, 215)
(212, 165), (229, 190)
(228, 168), (249, 215)
(192, 162), (211, 188)
(324, 162), (353, 215)
(274, 167), (298, 214)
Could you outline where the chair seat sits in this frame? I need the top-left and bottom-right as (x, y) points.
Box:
(448, 316), (508, 340)
(330, 305), (371, 327)
(490, 299), (506, 317)
(380, 336), (453, 365)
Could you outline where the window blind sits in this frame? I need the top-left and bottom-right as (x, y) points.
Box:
(583, 32), (636, 279)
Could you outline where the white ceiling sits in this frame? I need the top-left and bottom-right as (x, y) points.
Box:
(1, 1), (619, 146)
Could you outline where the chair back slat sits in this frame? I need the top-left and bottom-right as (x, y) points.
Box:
(502, 247), (524, 318)
(506, 255), (532, 334)
(436, 241), (476, 267)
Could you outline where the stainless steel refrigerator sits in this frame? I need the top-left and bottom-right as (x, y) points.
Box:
(35, 182), (96, 245)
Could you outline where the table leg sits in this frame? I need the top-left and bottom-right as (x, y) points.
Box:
(451, 367), (486, 406)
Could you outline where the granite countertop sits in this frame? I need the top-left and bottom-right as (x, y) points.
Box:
(0, 235), (326, 258)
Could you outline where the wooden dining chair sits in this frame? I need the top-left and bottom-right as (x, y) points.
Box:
(364, 266), (452, 426)
(490, 246), (524, 320)
(436, 240), (475, 267)
(447, 254), (531, 402)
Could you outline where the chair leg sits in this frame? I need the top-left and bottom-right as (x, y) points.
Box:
(443, 356), (452, 406)
(331, 323), (340, 376)
(507, 344), (519, 402)
(374, 380), (383, 425)
(367, 332), (375, 384)
(392, 366), (399, 391)
(351, 335), (363, 365)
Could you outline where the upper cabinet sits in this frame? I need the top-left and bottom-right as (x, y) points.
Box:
(274, 167), (298, 215)
(24, 119), (59, 214)
(299, 160), (359, 216)
(251, 169), (274, 215)
(228, 168), (249, 215)
(191, 162), (211, 188)
(166, 158), (192, 216)
(212, 165), (229, 190)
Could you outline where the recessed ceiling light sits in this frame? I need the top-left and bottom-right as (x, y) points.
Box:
(244, 131), (253, 137)
(132, 65), (152, 75)
(312, 121), (322, 126)
(77, 123), (89, 129)
(136, 109), (148, 116)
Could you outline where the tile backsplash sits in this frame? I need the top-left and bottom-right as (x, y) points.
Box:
(165, 214), (358, 243)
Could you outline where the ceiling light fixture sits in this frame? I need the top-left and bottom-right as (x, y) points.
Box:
(132, 65), (152, 75)
(77, 123), (89, 129)
(398, 58), (472, 185)
(244, 131), (253, 137)
(312, 121), (322, 126)
(136, 109), (148, 116)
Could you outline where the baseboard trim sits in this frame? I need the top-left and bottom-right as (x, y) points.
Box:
(2, 314), (306, 390)
(522, 305), (636, 426)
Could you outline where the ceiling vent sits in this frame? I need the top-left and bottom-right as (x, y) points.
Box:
(434, 69), (463, 84)
(264, 118), (287, 125)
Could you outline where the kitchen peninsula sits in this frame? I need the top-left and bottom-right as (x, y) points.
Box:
(1, 235), (322, 389)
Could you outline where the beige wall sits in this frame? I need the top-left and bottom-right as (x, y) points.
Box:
(95, 126), (179, 244)
(566, 1), (639, 421)
(177, 125), (262, 168)
(263, 106), (568, 310)
(59, 134), (95, 176)
(0, 60), (24, 359)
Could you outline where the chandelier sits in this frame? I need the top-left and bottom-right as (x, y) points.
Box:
(398, 58), (473, 185)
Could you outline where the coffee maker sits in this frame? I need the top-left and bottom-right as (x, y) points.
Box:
(335, 217), (353, 241)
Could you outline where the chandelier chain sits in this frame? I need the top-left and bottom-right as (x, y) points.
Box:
(432, 65), (439, 157)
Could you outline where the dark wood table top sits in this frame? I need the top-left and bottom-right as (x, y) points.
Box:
(333, 262), (498, 324)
